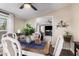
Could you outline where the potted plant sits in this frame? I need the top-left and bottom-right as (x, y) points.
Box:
(64, 31), (72, 42)
(21, 24), (35, 43)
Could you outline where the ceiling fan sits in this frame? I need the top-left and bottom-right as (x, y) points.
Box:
(20, 3), (38, 11)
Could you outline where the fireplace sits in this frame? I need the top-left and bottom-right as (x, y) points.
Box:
(45, 26), (52, 36)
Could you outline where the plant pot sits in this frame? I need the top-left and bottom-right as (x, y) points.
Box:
(64, 35), (72, 42)
(25, 36), (31, 43)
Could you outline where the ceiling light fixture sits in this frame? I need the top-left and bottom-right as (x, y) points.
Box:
(24, 4), (31, 8)
(20, 3), (38, 11)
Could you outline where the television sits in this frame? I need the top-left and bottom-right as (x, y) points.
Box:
(45, 26), (52, 36)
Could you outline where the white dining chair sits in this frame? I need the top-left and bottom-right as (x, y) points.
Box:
(53, 35), (64, 56)
(2, 33), (17, 39)
(1, 35), (22, 56)
(1, 33), (44, 56)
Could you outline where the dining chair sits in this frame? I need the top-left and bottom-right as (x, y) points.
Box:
(0, 31), (6, 55)
(53, 35), (64, 56)
(1, 34), (22, 56)
(34, 32), (42, 44)
(1, 33), (44, 56)
(2, 33), (17, 39)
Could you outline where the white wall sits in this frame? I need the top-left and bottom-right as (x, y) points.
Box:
(36, 16), (52, 32)
(71, 4), (79, 41)
(14, 16), (26, 32)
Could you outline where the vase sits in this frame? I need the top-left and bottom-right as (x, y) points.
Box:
(25, 36), (31, 43)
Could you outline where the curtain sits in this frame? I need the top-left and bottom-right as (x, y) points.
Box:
(7, 14), (14, 33)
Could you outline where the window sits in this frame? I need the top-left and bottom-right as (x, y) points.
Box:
(0, 15), (8, 30)
(0, 12), (14, 33)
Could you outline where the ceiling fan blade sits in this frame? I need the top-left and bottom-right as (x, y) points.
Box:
(20, 4), (24, 9)
(29, 3), (38, 11)
(0, 10), (9, 15)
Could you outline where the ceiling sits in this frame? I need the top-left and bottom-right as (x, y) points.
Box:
(0, 3), (69, 20)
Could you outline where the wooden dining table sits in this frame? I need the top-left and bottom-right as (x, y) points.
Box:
(16, 33), (51, 55)
(21, 41), (50, 55)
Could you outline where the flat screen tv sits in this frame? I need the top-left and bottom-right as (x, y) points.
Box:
(45, 26), (52, 36)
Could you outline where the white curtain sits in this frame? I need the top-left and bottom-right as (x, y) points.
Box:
(7, 14), (14, 33)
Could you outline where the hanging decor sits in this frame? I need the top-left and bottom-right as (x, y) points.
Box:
(57, 20), (69, 28)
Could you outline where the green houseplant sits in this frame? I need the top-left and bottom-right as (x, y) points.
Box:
(22, 24), (35, 36)
(21, 24), (35, 43)
(64, 31), (72, 42)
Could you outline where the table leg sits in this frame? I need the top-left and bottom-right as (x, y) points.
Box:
(74, 43), (76, 56)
